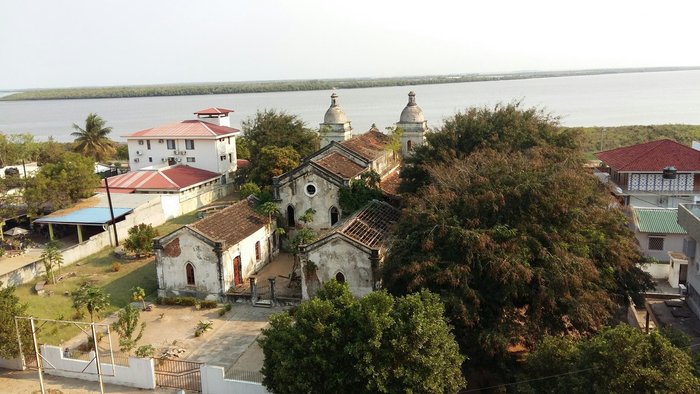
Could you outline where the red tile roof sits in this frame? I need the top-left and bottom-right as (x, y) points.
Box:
(124, 120), (240, 139)
(189, 199), (269, 249)
(102, 165), (220, 191)
(595, 139), (700, 172)
(380, 167), (401, 196)
(314, 152), (366, 179)
(194, 107), (234, 115)
(340, 129), (390, 160)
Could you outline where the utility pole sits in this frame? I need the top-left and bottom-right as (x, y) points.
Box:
(104, 176), (119, 246)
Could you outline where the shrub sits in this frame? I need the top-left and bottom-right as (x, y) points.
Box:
(200, 300), (218, 309)
(195, 320), (213, 337)
(135, 344), (155, 358)
(111, 262), (121, 272)
(218, 303), (232, 316)
(157, 296), (198, 306)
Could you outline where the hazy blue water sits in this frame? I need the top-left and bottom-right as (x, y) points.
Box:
(1, 70), (700, 142)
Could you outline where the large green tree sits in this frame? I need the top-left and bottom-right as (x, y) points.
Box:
(384, 102), (652, 380)
(248, 146), (301, 185)
(259, 281), (466, 394)
(71, 113), (116, 162)
(0, 282), (32, 359)
(524, 324), (700, 394)
(240, 109), (318, 185)
(24, 152), (100, 214)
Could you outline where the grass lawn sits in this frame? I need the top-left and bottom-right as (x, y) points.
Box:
(154, 210), (199, 235)
(15, 248), (157, 345)
(13, 210), (204, 345)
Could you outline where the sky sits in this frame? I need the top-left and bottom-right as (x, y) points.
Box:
(1, 0), (700, 90)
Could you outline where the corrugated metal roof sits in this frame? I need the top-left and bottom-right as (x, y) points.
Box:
(34, 207), (132, 225)
(633, 208), (687, 234)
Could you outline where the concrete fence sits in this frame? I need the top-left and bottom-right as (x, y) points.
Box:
(40, 345), (156, 389)
(0, 357), (24, 370)
(201, 365), (270, 394)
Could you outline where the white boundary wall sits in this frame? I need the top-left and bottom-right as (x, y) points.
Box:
(40, 345), (156, 389)
(201, 365), (270, 394)
(0, 357), (23, 370)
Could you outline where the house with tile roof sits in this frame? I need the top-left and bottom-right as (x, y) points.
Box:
(272, 125), (400, 231)
(100, 165), (227, 218)
(153, 198), (277, 300)
(595, 139), (700, 208)
(632, 207), (688, 288)
(122, 108), (241, 181)
(298, 200), (399, 299)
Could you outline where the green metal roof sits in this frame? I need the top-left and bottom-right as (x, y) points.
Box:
(633, 208), (687, 234)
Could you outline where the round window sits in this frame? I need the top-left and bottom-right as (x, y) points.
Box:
(305, 183), (317, 197)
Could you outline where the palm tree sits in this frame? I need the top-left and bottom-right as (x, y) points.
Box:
(71, 113), (116, 162)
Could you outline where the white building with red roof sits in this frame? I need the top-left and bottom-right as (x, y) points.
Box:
(101, 165), (226, 218)
(122, 108), (241, 181)
(595, 139), (700, 208)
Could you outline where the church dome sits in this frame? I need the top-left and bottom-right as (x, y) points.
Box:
(399, 91), (425, 123)
(323, 93), (348, 124)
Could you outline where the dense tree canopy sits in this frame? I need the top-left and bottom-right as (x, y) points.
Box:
(384, 102), (652, 378)
(71, 113), (116, 162)
(24, 152), (100, 214)
(338, 171), (383, 215)
(524, 325), (700, 393)
(240, 110), (318, 185)
(259, 281), (466, 394)
(248, 146), (301, 185)
(124, 224), (159, 257)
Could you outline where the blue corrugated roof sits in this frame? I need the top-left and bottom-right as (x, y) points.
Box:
(34, 207), (132, 225)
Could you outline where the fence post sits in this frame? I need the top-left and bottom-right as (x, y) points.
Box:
(249, 277), (257, 304)
(268, 277), (276, 304)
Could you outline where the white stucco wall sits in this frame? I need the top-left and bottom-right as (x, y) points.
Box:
(127, 137), (236, 175)
(156, 230), (222, 297)
(277, 166), (343, 231)
(40, 345), (156, 389)
(200, 365), (270, 394)
(301, 237), (374, 299)
(628, 195), (695, 209)
(221, 225), (276, 292)
(634, 232), (685, 262)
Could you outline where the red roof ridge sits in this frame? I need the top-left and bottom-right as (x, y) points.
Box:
(157, 168), (181, 188)
(612, 139), (666, 171)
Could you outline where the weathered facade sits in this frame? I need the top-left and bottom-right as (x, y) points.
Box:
(273, 129), (399, 231)
(298, 200), (399, 299)
(154, 199), (277, 300)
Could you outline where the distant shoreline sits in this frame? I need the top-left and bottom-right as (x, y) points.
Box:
(2, 66), (699, 102)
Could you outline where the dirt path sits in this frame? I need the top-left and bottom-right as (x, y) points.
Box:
(0, 368), (180, 394)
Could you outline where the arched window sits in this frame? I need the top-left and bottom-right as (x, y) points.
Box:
(330, 206), (339, 226)
(335, 272), (345, 283)
(287, 205), (295, 227)
(186, 263), (195, 285)
(407, 140), (413, 152)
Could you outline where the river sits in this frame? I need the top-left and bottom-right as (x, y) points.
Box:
(1, 70), (700, 142)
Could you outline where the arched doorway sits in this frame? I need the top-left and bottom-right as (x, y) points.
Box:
(330, 206), (339, 226)
(185, 263), (195, 285)
(233, 256), (242, 286)
(287, 205), (295, 227)
(335, 272), (346, 284)
(407, 140), (413, 152)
